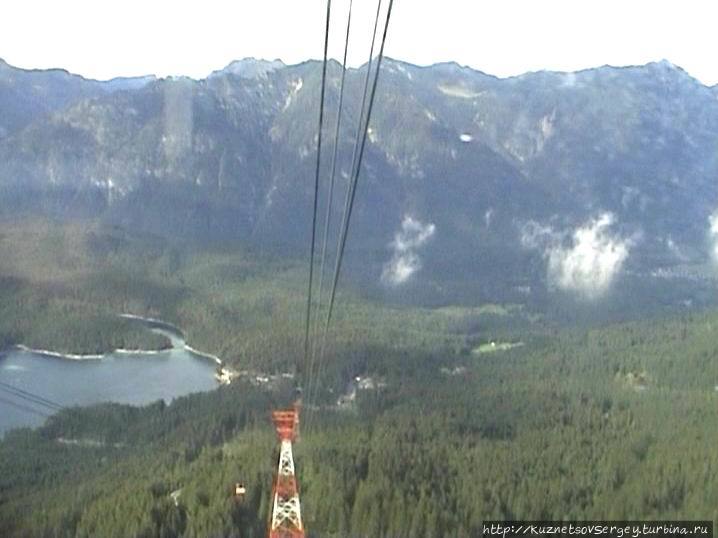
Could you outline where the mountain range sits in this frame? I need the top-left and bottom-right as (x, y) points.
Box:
(1, 56), (717, 307)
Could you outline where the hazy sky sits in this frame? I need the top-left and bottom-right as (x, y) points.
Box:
(1, 0), (717, 85)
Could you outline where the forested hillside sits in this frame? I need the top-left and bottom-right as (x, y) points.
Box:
(2, 305), (718, 536)
(1, 220), (718, 536)
(0, 218), (485, 367)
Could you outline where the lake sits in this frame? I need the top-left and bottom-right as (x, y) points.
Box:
(0, 324), (219, 437)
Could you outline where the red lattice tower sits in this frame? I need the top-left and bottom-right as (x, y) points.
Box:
(268, 405), (305, 538)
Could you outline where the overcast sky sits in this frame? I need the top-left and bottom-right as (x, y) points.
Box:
(1, 0), (717, 85)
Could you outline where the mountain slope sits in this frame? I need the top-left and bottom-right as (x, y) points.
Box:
(0, 58), (155, 138)
(1, 58), (717, 304)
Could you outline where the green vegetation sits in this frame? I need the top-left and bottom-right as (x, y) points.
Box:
(0, 217), (515, 368)
(1, 218), (718, 536)
(0, 219), (175, 354)
(2, 307), (718, 536)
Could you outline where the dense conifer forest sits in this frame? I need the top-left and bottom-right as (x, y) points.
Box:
(1, 218), (717, 536)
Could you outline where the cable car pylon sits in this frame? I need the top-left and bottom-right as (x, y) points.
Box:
(268, 404), (304, 538)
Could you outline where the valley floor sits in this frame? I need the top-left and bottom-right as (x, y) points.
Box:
(1, 218), (717, 536)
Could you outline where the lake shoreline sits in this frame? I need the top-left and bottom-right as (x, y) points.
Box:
(121, 313), (222, 365)
(3, 313), (224, 367)
(0, 317), (225, 436)
(13, 345), (105, 361)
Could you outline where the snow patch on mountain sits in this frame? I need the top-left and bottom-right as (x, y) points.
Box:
(283, 78), (303, 111)
(367, 127), (378, 144)
(438, 84), (483, 99)
(211, 58), (285, 79)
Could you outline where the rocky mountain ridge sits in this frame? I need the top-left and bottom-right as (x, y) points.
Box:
(1, 57), (717, 305)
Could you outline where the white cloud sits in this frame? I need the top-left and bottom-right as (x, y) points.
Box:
(547, 213), (629, 298)
(382, 216), (436, 286)
(383, 252), (421, 285)
(484, 208), (494, 229)
(521, 213), (631, 298)
(709, 211), (718, 262)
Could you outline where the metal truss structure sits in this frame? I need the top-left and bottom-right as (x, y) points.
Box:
(268, 406), (304, 538)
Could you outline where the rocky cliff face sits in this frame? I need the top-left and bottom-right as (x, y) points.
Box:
(1, 58), (717, 304)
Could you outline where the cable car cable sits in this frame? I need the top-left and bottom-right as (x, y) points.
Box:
(306, 0), (383, 422)
(302, 0), (333, 380)
(316, 0), (383, 372)
(0, 385), (62, 411)
(313, 0), (354, 363)
(322, 0), (394, 350)
(306, 0), (393, 424)
(0, 395), (52, 418)
(305, 0), (359, 423)
(0, 380), (63, 408)
(0, 381), (63, 410)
